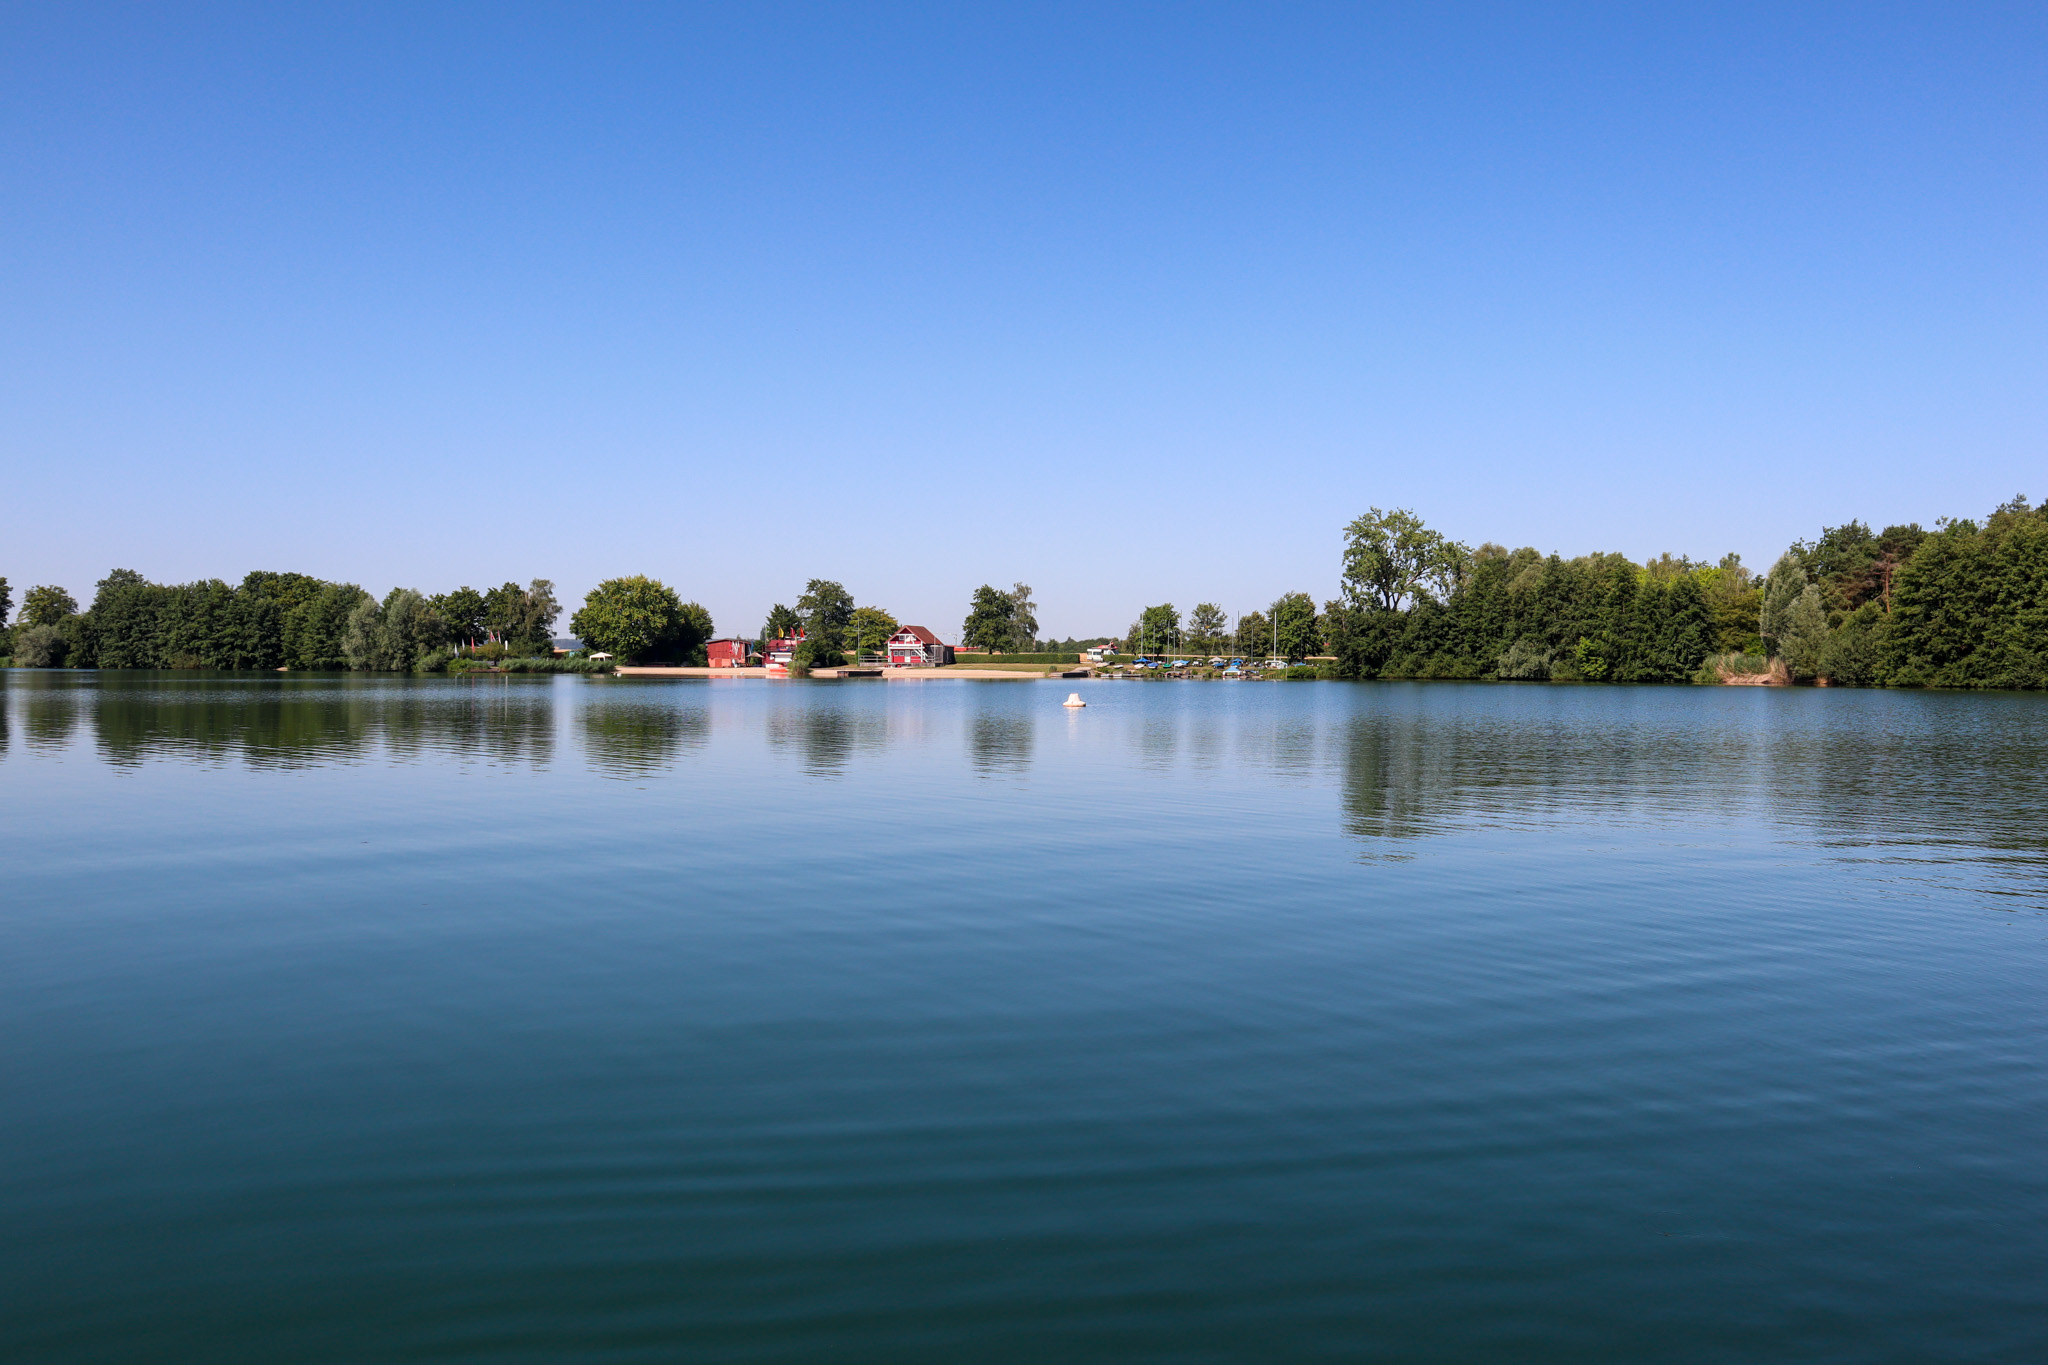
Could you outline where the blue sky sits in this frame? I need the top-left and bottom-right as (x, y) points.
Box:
(4, 2), (2043, 639)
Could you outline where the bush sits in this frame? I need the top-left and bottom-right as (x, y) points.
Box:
(1496, 638), (1552, 680)
(1821, 605), (1890, 687)
(11, 624), (69, 667)
(951, 651), (1079, 664)
(788, 640), (846, 676)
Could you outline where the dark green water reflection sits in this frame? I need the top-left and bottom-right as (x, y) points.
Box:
(3, 671), (2045, 1362)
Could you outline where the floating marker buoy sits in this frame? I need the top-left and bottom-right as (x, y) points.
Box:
(1063, 692), (1086, 708)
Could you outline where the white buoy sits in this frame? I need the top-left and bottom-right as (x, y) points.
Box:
(1063, 692), (1086, 708)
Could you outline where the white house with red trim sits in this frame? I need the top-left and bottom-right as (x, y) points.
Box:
(886, 625), (952, 668)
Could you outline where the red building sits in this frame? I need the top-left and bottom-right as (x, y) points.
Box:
(886, 625), (953, 668)
(764, 629), (806, 675)
(706, 638), (756, 669)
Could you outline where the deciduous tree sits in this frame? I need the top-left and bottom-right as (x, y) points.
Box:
(962, 585), (1016, 652)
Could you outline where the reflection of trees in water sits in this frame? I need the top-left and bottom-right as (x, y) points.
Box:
(380, 684), (555, 768)
(1337, 694), (2048, 865)
(765, 701), (887, 777)
(969, 712), (1034, 776)
(579, 697), (707, 777)
(8, 673), (564, 770)
(13, 675), (84, 755)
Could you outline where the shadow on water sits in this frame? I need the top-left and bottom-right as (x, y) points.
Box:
(578, 695), (708, 778)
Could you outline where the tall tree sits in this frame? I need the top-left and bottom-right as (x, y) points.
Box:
(1341, 507), (1469, 612)
(433, 586), (488, 646)
(1134, 603), (1180, 653)
(1233, 610), (1269, 658)
(1759, 554), (1808, 658)
(761, 603), (802, 642)
(1187, 603), (1227, 651)
(571, 576), (699, 663)
(961, 584), (1016, 652)
(1007, 582), (1039, 651)
(1272, 592), (1320, 661)
(848, 606), (899, 656)
(0, 577), (11, 627)
(21, 585), (78, 627)
(796, 579), (854, 651)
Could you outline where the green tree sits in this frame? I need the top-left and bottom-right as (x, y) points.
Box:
(848, 606), (899, 656)
(1133, 603), (1180, 653)
(962, 584), (1016, 652)
(1272, 592), (1320, 661)
(1759, 553), (1808, 657)
(484, 580), (560, 653)
(433, 586), (488, 645)
(762, 603), (802, 642)
(1341, 507), (1468, 611)
(21, 585), (78, 627)
(1007, 582), (1039, 651)
(571, 576), (701, 663)
(0, 577), (11, 628)
(1777, 585), (1832, 682)
(11, 624), (68, 667)
(1234, 610), (1269, 658)
(1821, 603), (1891, 686)
(795, 579), (854, 651)
(342, 594), (389, 670)
(1188, 603), (1227, 652)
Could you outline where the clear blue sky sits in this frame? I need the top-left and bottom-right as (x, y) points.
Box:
(5, 3), (2043, 639)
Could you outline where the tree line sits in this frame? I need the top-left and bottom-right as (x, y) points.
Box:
(1118, 497), (2045, 687)
(1, 570), (562, 671)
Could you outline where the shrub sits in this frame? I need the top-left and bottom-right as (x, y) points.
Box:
(11, 624), (69, 667)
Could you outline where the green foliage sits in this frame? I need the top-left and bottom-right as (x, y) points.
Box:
(1496, 637), (1552, 680)
(432, 586), (488, 644)
(762, 603), (801, 642)
(570, 576), (708, 664)
(1129, 603), (1181, 652)
(484, 580), (560, 652)
(0, 576), (11, 627)
(448, 655), (614, 674)
(1005, 583), (1039, 651)
(1234, 609), (1271, 658)
(962, 584), (1018, 652)
(1888, 498), (2048, 688)
(1777, 584), (1832, 681)
(1342, 507), (1468, 611)
(787, 639), (846, 676)
(11, 623), (69, 667)
(1758, 553), (1808, 657)
(22, 584), (78, 627)
(1820, 604), (1890, 686)
(795, 579), (854, 651)
(848, 606), (899, 655)
(1272, 591), (1320, 661)
(1187, 602), (1227, 651)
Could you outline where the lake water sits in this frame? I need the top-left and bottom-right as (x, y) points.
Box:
(3, 671), (2045, 1363)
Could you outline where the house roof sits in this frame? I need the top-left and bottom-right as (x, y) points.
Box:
(890, 625), (943, 646)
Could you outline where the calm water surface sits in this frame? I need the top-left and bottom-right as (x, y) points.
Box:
(3, 672), (2045, 1362)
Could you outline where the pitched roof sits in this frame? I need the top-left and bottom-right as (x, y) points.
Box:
(891, 625), (943, 646)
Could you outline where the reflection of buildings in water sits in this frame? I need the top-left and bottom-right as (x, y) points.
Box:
(968, 712), (1034, 775)
(578, 697), (706, 777)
